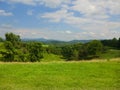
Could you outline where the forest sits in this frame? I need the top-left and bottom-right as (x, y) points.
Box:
(0, 32), (120, 62)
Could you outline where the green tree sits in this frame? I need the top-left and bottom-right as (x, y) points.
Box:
(101, 37), (119, 49)
(111, 37), (118, 48)
(1, 41), (15, 61)
(28, 42), (43, 62)
(87, 40), (103, 58)
(118, 37), (120, 49)
(78, 45), (88, 60)
(71, 49), (79, 60)
(61, 45), (77, 61)
(0, 37), (4, 42)
(5, 32), (21, 48)
(45, 45), (62, 55)
(1, 33), (21, 61)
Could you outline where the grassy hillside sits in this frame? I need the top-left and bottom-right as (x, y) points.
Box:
(0, 60), (119, 90)
(41, 53), (64, 62)
(100, 49), (120, 59)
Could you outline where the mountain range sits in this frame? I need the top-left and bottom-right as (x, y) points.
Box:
(22, 38), (91, 44)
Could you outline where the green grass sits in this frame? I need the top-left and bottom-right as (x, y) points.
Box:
(41, 53), (64, 62)
(100, 49), (120, 59)
(0, 60), (119, 90)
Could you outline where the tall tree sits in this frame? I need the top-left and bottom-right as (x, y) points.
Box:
(1, 41), (15, 61)
(5, 32), (21, 48)
(111, 37), (118, 48)
(87, 40), (103, 58)
(61, 45), (76, 60)
(78, 45), (88, 60)
(28, 42), (43, 62)
(1, 33), (21, 61)
(118, 37), (120, 49)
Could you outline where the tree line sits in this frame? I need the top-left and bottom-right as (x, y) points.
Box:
(0, 32), (119, 62)
(101, 38), (120, 49)
(0, 33), (43, 62)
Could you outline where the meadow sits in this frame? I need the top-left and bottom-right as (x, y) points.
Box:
(0, 59), (119, 90)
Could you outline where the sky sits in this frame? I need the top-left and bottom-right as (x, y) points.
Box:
(0, 0), (120, 41)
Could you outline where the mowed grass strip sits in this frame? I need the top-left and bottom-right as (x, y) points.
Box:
(0, 60), (119, 90)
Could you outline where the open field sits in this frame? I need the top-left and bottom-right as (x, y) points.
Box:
(0, 59), (120, 90)
(100, 49), (120, 59)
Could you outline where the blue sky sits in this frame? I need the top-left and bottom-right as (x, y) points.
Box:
(0, 0), (120, 41)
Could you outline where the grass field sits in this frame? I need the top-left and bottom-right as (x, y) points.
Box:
(41, 53), (64, 62)
(0, 60), (120, 90)
(100, 49), (120, 59)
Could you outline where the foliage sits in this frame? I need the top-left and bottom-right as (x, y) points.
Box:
(0, 33), (44, 62)
(0, 37), (4, 42)
(44, 45), (62, 55)
(101, 37), (120, 49)
(5, 32), (21, 48)
(28, 42), (43, 62)
(0, 32), (119, 62)
(1, 41), (15, 62)
(0, 32), (21, 61)
(61, 40), (104, 60)
(61, 45), (74, 60)
(118, 38), (120, 49)
(78, 45), (88, 60)
(87, 40), (103, 58)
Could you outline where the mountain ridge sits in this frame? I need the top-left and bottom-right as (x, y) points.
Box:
(22, 38), (91, 44)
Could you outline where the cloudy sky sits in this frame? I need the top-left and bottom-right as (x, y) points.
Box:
(0, 0), (120, 41)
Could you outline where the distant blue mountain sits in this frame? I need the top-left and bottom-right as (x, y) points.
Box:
(22, 38), (48, 42)
(22, 38), (91, 44)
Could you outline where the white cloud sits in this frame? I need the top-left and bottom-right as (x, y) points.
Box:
(71, 0), (97, 15)
(0, 9), (13, 16)
(1, 0), (120, 17)
(0, 27), (75, 41)
(0, 24), (13, 29)
(65, 30), (72, 34)
(41, 9), (73, 22)
(40, 0), (62, 8)
(4, 0), (36, 5)
(70, 0), (120, 18)
(102, 0), (120, 15)
(0, 26), (119, 40)
(1, 0), (71, 7)
(0, 0), (120, 40)
(40, 0), (71, 8)
(40, 0), (120, 40)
